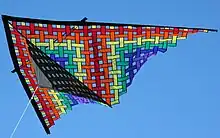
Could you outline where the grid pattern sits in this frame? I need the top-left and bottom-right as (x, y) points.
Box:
(3, 15), (215, 133)
(28, 40), (109, 105)
(12, 23), (209, 104)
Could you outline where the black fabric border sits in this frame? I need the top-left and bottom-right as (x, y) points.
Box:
(2, 14), (218, 32)
(2, 15), (51, 134)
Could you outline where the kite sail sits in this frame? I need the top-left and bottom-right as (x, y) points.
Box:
(2, 15), (217, 134)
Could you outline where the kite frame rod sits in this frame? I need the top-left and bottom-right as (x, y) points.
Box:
(2, 15), (51, 134)
(1, 14), (218, 32)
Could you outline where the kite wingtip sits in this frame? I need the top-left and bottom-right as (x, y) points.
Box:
(104, 102), (113, 108)
(207, 28), (218, 32)
(45, 128), (51, 135)
(1, 14), (9, 19)
(1, 14), (6, 20)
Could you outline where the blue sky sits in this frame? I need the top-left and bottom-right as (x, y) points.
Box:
(0, 0), (220, 138)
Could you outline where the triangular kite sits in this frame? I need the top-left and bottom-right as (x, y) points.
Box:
(2, 15), (217, 134)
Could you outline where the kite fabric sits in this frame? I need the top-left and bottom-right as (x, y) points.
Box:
(2, 15), (217, 134)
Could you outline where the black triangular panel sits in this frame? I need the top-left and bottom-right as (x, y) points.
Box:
(27, 41), (111, 107)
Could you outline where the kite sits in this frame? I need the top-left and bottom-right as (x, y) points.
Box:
(2, 15), (217, 134)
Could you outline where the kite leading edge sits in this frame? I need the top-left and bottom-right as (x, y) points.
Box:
(2, 14), (217, 134)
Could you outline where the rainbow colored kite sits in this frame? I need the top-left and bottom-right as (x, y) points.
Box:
(2, 15), (217, 134)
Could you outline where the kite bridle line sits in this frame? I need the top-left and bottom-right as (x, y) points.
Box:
(9, 86), (39, 138)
